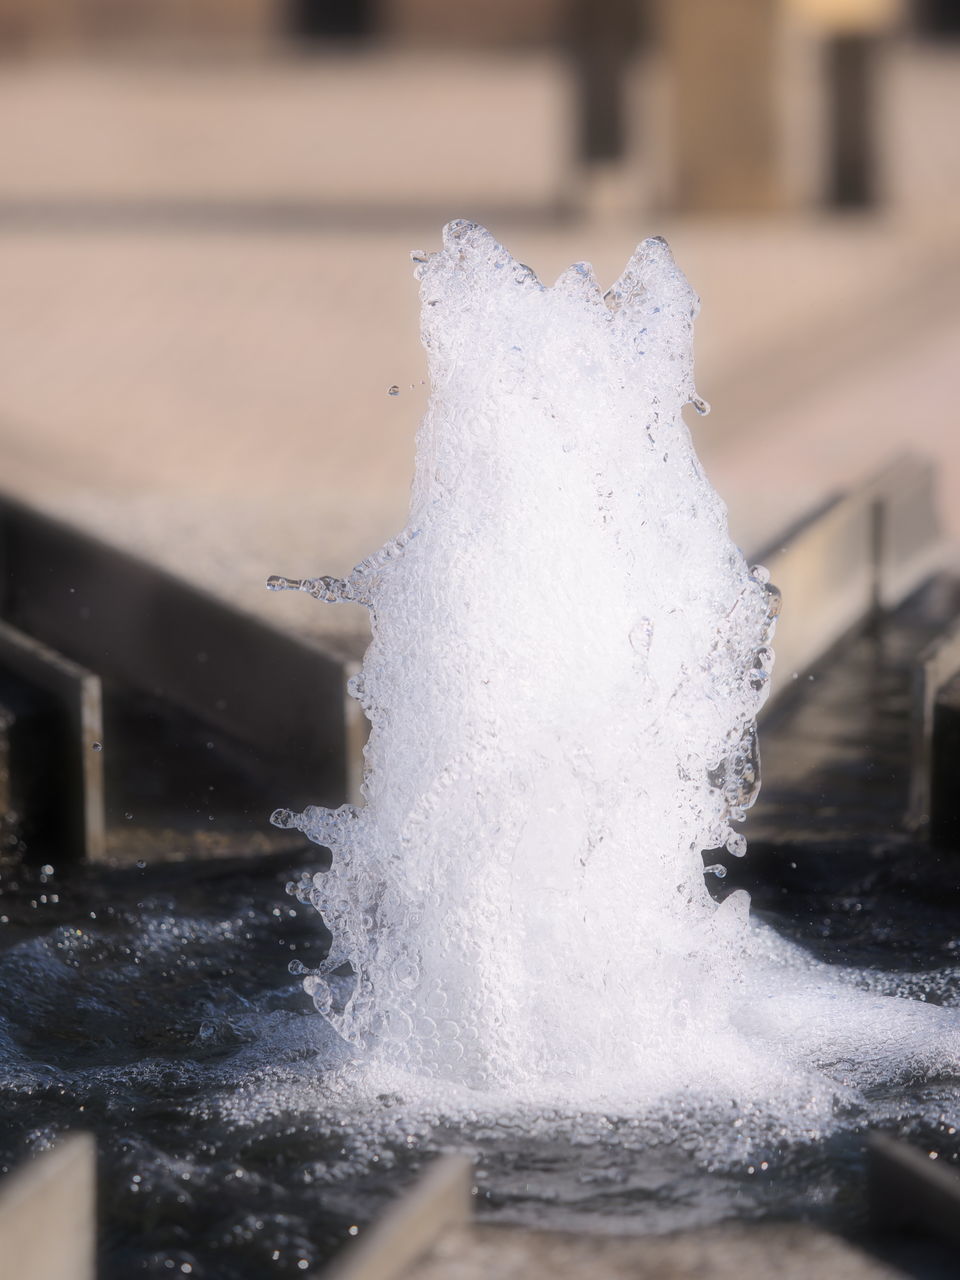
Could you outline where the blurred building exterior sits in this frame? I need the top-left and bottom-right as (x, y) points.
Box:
(0, 0), (566, 51)
(0, 0), (954, 215)
(0, 0), (956, 51)
(0, 0), (956, 647)
(0, 0), (957, 51)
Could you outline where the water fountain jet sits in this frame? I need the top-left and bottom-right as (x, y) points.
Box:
(270, 221), (960, 1128)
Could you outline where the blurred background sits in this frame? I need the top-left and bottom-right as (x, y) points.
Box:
(0, 0), (957, 652)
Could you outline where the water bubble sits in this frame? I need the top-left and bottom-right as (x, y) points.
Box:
(754, 646), (775, 672)
(750, 564), (771, 584)
(392, 959), (419, 988)
(270, 808), (298, 830)
(384, 1009), (413, 1041)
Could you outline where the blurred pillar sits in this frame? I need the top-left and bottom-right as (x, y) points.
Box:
(567, 0), (640, 165)
(654, 0), (903, 212)
(565, 0), (643, 219)
(285, 0), (375, 42)
(794, 0), (902, 207)
(913, 0), (960, 35)
(825, 33), (878, 205)
(656, 0), (784, 212)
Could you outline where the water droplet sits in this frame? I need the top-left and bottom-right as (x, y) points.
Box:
(754, 646), (775, 672)
(704, 863), (727, 879)
(690, 394), (711, 416)
(388, 385), (400, 396)
(726, 831), (747, 857)
(750, 564), (771, 584)
(91, 741), (102, 752)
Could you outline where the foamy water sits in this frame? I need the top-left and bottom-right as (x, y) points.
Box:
(270, 222), (960, 1129)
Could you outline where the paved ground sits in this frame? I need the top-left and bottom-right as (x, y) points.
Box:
(0, 45), (957, 655)
(406, 1222), (905, 1280)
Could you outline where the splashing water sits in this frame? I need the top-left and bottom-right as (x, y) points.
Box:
(270, 222), (960, 1125)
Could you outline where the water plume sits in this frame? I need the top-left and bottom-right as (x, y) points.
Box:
(270, 221), (960, 1121)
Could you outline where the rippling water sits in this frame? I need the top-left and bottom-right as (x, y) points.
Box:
(1, 835), (958, 1280)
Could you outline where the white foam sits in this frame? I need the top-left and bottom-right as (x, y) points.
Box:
(271, 222), (960, 1125)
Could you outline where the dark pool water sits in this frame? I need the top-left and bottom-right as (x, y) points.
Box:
(0, 842), (958, 1280)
